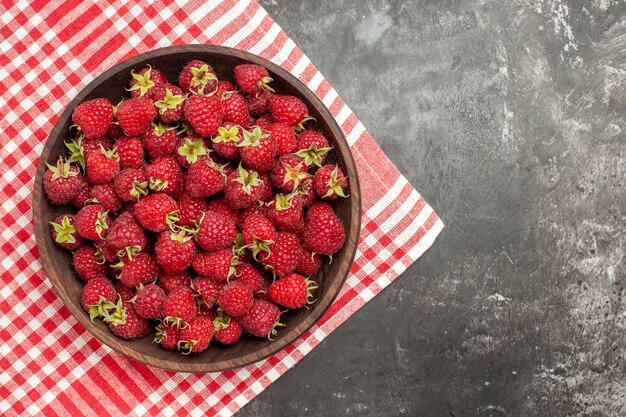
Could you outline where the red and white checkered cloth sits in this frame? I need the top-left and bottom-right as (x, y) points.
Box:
(0, 1), (443, 415)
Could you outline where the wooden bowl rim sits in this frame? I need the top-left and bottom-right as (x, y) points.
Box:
(32, 45), (361, 373)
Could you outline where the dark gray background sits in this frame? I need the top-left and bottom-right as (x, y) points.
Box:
(240, 1), (626, 416)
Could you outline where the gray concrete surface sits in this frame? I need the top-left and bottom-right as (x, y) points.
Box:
(239, 1), (626, 415)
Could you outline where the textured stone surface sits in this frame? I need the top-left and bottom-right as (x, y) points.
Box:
(240, 1), (626, 415)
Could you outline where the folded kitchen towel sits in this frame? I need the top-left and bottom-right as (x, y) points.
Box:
(0, 1), (443, 416)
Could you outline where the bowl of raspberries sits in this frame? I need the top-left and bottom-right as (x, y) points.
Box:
(32, 45), (360, 372)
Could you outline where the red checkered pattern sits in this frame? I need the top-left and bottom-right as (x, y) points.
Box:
(0, 1), (443, 415)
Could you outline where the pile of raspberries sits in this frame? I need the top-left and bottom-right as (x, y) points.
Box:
(43, 60), (348, 353)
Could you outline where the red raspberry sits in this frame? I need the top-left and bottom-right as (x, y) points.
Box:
(81, 136), (113, 161)
(205, 198), (238, 226)
(95, 239), (118, 263)
(196, 210), (237, 252)
(105, 211), (147, 254)
(134, 284), (166, 319)
(134, 193), (178, 233)
(267, 194), (303, 232)
(289, 218), (305, 236)
(175, 134), (209, 168)
(192, 250), (237, 282)
(314, 165), (348, 200)
(154, 230), (197, 274)
(145, 156), (182, 195)
(72, 98), (114, 139)
(75, 204), (110, 240)
(215, 81), (235, 96)
(296, 179), (318, 207)
(211, 123), (242, 159)
(224, 165), (263, 210)
(50, 215), (84, 250)
(81, 276), (117, 319)
(306, 201), (336, 218)
(117, 253), (159, 287)
(178, 60), (218, 94)
(256, 277), (273, 301)
(179, 316), (214, 353)
(302, 202), (346, 255)
(256, 171), (273, 202)
(255, 114), (274, 130)
(184, 94), (223, 137)
(115, 281), (136, 301)
(162, 287), (197, 328)
(269, 273), (317, 309)
(218, 282), (254, 317)
(43, 158), (82, 205)
(239, 299), (282, 338)
(268, 94), (308, 127)
(86, 147), (120, 185)
(237, 126), (276, 172)
(294, 130), (332, 167)
(221, 92), (250, 126)
(248, 90), (272, 116)
(114, 136), (144, 169)
(90, 183), (122, 212)
(196, 304), (218, 320)
(234, 263), (265, 294)
(192, 277), (223, 308)
(271, 154), (311, 192)
(177, 193), (207, 228)
(108, 301), (150, 340)
(142, 123), (179, 159)
(232, 233), (251, 264)
(214, 316), (243, 345)
(116, 96), (157, 137)
(154, 322), (180, 350)
(259, 232), (301, 278)
(268, 122), (296, 155)
(237, 206), (265, 228)
(185, 157), (225, 199)
(128, 65), (167, 98)
(241, 213), (276, 259)
(297, 247), (322, 276)
(106, 123), (125, 140)
(234, 64), (273, 94)
(113, 168), (148, 202)
(71, 179), (92, 209)
(152, 83), (185, 124)
(159, 271), (192, 294)
(73, 245), (107, 281)
(171, 169), (186, 199)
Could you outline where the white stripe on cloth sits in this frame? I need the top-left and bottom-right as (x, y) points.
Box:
(249, 22), (282, 56)
(379, 188), (422, 234)
(200, 0), (252, 39)
(393, 203), (434, 248)
(271, 38), (297, 66)
(366, 176), (408, 219)
(221, 6), (267, 48)
(406, 218), (444, 261)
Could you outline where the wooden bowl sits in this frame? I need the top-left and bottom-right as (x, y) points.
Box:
(32, 45), (361, 373)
